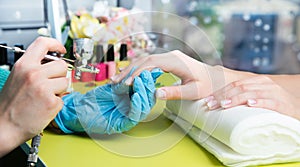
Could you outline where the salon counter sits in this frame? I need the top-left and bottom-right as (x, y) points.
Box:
(38, 100), (225, 167)
(37, 74), (300, 167)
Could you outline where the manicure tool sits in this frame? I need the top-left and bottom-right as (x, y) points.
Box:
(0, 44), (99, 74)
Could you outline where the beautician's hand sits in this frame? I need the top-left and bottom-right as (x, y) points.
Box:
(205, 76), (300, 120)
(111, 50), (224, 100)
(0, 37), (68, 157)
(54, 69), (162, 134)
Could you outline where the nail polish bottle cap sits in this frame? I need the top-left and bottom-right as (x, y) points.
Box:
(96, 44), (104, 63)
(0, 43), (8, 65)
(14, 44), (24, 63)
(119, 44), (127, 61)
(106, 44), (114, 62)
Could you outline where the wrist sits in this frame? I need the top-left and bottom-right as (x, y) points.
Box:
(293, 98), (300, 120)
(0, 115), (30, 157)
(213, 65), (256, 84)
(0, 104), (32, 157)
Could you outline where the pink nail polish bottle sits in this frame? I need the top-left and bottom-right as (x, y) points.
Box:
(95, 44), (107, 81)
(106, 44), (116, 79)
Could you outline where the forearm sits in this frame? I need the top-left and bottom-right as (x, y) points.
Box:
(212, 66), (300, 100)
(264, 74), (300, 97)
(0, 70), (21, 157)
(213, 66), (300, 96)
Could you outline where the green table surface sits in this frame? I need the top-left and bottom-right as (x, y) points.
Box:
(37, 74), (300, 167)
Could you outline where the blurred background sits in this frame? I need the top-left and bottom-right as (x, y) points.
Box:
(1, 0), (300, 74)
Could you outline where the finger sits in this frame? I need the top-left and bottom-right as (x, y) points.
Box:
(123, 66), (139, 85)
(128, 92), (143, 122)
(133, 76), (150, 114)
(220, 91), (258, 108)
(156, 82), (204, 100)
(42, 60), (68, 78)
(212, 77), (272, 99)
(47, 77), (69, 94)
(216, 83), (269, 101)
(117, 65), (156, 85)
(49, 96), (64, 118)
(127, 53), (176, 81)
(129, 65), (158, 81)
(111, 56), (148, 83)
(22, 37), (66, 62)
(139, 70), (156, 108)
(220, 82), (278, 105)
(247, 99), (286, 115)
(118, 117), (137, 132)
(112, 53), (168, 83)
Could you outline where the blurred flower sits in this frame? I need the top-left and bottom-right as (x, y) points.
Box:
(69, 12), (104, 39)
(68, 6), (155, 59)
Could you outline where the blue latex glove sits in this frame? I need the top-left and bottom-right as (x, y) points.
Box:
(54, 68), (163, 134)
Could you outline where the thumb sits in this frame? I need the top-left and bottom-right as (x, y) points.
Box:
(155, 83), (203, 100)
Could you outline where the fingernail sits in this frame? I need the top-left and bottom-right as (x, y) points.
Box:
(107, 79), (113, 84)
(118, 67), (125, 72)
(220, 99), (232, 108)
(110, 75), (118, 82)
(207, 100), (218, 109)
(203, 96), (214, 102)
(247, 99), (257, 106)
(125, 76), (133, 85)
(156, 89), (166, 100)
(111, 75), (122, 83)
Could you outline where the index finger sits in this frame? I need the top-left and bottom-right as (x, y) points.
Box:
(111, 53), (165, 83)
(110, 56), (148, 83)
(22, 37), (66, 62)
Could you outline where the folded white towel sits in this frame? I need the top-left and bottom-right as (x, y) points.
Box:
(164, 99), (300, 167)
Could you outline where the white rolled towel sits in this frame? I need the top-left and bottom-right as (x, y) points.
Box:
(164, 99), (300, 167)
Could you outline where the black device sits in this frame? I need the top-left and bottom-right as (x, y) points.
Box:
(0, 143), (46, 167)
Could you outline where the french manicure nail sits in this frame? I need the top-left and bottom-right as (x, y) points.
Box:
(106, 80), (113, 84)
(221, 99), (232, 108)
(247, 99), (257, 106)
(207, 100), (218, 109)
(118, 67), (125, 72)
(204, 96), (214, 102)
(156, 89), (166, 100)
(110, 75), (118, 82)
(125, 77), (133, 85)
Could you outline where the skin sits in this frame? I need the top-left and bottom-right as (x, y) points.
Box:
(208, 75), (300, 120)
(111, 50), (300, 120)
(0, 37), (68, 157)
(111, 50), (253, 100)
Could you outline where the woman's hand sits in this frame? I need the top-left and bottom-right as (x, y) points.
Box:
(111, 50), (227, 100)
(205, 76), (300, 120)
(0, 37), (68, 156)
